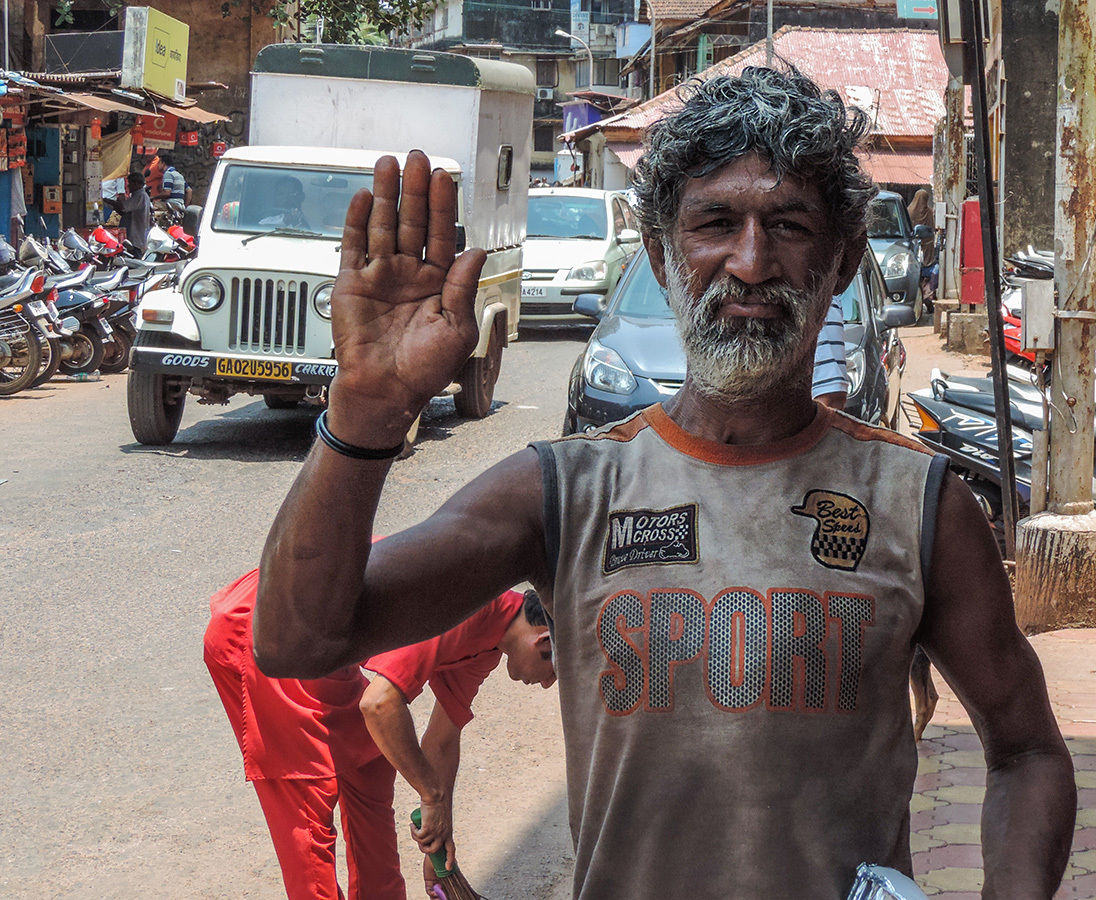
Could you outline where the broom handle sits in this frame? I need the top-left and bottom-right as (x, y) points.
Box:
(411, 807), (453, 878)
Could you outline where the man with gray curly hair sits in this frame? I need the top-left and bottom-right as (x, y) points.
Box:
(255, 65), (1075, 900)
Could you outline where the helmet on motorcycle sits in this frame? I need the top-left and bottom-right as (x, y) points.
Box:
(60, 228), (92, 262)
(91, 226), (121, 251)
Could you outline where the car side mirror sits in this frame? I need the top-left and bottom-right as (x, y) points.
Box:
(573, 292), (606, 320)
(617, 228), (640, 244)
(880, 304), (917, 329)
(913, 224), (934, 240)
(455, 223), (467, 253)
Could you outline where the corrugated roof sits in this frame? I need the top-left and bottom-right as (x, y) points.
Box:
(648, 0), (717, 22)
(858, 149), (934, 184)
(583, 27), (949, 141)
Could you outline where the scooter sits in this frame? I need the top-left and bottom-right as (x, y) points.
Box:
(0, 268), (45, 395)
(904, 365), (1059, 547)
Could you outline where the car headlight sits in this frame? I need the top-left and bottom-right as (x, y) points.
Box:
(567, 259), (608, 282)
(846, 347), (865, 396)
(583, 340), (637, 395)
(313, 283), (335, 319)
(188, 275), (224, 311)
(883, 251), (913, 279)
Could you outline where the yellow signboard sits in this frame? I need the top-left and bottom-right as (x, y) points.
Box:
(121, 7), (189, 102)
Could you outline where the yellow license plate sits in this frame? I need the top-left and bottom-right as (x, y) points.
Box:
(215, 358), (292, 381)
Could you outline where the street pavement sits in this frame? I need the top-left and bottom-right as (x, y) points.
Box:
(913, 629), (1096, 899)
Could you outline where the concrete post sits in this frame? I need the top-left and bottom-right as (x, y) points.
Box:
(1014, 0), (1096, 632)
(942, 75), (966, 303)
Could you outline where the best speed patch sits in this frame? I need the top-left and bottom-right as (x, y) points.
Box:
(791, 490), (870, 571)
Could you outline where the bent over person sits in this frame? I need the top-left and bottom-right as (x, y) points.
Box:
(253, 66), (1075, 900)
(205, 568), (554, 900)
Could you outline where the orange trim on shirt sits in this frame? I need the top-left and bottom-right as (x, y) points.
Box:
(642, 402), (833, 466)
(826, 409), (936, 455)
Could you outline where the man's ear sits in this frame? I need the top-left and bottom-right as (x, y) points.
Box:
(534, 630), (552, 651)
(834, 227), (867, 294)
(643, 232), (669, 288)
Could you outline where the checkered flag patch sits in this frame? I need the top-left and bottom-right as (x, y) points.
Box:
(791, 489), (871, 572)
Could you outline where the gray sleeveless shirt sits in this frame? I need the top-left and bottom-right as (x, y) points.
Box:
(532, 403), (948, 900)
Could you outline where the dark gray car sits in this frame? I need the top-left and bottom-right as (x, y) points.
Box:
(563, 247), (915, 435)
(868, 191), (934, 321)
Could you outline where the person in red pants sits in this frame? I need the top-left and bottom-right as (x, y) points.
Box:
(204, 567), (555, 900)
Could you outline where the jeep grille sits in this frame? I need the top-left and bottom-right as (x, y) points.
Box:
(228, 276), (311, 354)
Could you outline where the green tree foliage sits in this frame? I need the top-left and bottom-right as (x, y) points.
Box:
(269, 0), (439, 40)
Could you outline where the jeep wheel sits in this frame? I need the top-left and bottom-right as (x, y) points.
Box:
(127, 333), (189, 444)
(454, 326), (502, 419)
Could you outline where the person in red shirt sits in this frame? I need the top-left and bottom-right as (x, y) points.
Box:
(203, 566), (554, 900)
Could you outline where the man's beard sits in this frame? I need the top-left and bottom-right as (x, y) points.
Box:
(663, 243), (837, 402)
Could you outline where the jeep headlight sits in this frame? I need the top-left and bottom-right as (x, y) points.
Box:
(188, 275), (224, 311)
(567, 259), (608, 282)
(884, 250), (913, 279)
(846, 347), (865, 396)
(313, 283), (335, 319)
(583, 340), (637, 395)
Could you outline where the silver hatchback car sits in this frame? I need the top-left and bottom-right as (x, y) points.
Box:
(520, 187), (642, 327)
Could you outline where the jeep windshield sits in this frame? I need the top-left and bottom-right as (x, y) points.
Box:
(211, 164), (376, 239)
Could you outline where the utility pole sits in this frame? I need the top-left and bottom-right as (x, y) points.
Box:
(1014, 0), (1096, 630)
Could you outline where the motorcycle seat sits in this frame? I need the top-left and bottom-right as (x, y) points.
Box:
(47, 268), (94, 290)
(938, 386), (1046, 434)
(90, 268), (129, 290)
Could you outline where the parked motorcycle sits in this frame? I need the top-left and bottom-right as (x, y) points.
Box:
(0, 269), (44, 395)
(904, 365), (1053, 548)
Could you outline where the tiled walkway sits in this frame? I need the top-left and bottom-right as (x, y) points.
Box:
(911, 629), (1096, 899)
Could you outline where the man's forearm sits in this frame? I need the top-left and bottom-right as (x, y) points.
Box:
(255, 438), (391, 678)
(363, 681), (446, 803)
(980, 748), (1076, 899)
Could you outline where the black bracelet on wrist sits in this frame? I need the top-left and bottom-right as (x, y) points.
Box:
(314, 409), (405, 460)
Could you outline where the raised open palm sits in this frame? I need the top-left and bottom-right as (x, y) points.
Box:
(327, 151), (487, 444)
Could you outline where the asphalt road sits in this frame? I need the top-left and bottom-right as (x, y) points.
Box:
(0, 327), (593, 900)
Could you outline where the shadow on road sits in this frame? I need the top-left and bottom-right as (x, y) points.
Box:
(477, 788), (573, 900)
(117, 396), (495, 462)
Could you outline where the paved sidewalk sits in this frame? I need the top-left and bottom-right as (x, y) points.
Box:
(912, 628), (1096, 899)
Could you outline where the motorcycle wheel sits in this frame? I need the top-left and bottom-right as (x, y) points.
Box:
(99, 329), (133, 374)
(453, 326), (502, 419)
(58, 326), (105, 376)
(31, 336), (62, 387)
(0, 328), (44, 395)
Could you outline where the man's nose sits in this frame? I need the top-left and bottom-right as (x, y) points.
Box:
(725, 219), (778, 285)
(541, 673), (557, 689)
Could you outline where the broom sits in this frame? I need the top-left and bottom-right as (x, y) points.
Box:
(410, 807), (483, 900)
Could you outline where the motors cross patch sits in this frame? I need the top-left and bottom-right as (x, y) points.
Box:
(603, 503), (699, 574)
(791, 490), (870, 571)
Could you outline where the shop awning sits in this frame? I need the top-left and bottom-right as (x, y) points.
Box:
(155, 101), (225, 124)
(58, 91), (150, 117)
(859, 150), (935, 186)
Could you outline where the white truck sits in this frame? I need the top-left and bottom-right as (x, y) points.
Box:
(128, 44), (533, 445)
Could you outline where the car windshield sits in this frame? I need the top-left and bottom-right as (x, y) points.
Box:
(527, 195), (608, 239)
(615, 250), (868, 325)
(211, 164), (376, 239)
(867, 199), (906, 240)
(614, 252), (673, 318)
